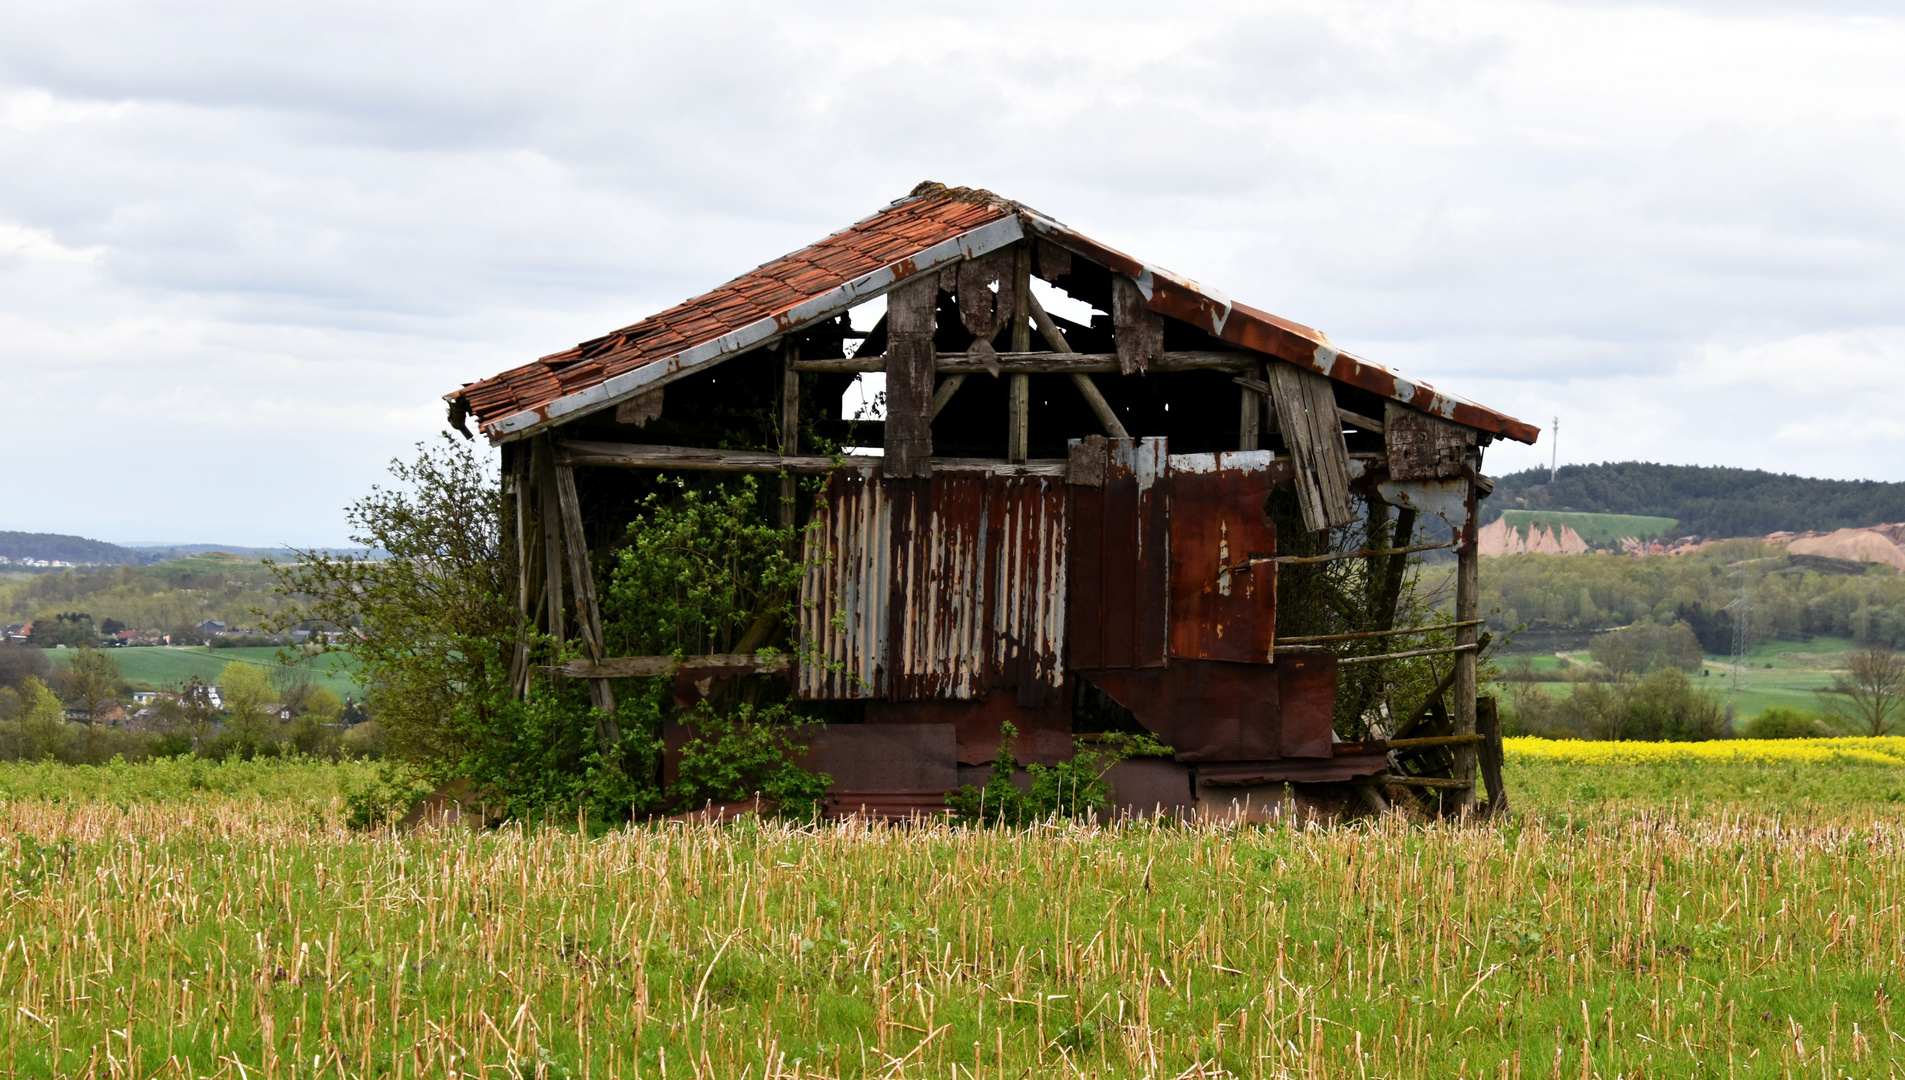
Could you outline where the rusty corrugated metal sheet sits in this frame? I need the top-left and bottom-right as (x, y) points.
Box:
(889, 476), (989, 700)
(1066, 437), (1170, 670)
(798, 468), (1069, 702)
(987, 476), (1069, 703)
(798, 470), (890, 699)
(1167, 450), (1279, 664)
(450, 183), (1539, 446)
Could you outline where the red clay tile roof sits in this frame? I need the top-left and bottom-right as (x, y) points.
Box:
(450, 183), (1539, 445)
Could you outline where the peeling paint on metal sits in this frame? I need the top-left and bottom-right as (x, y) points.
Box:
(1376, 478), (1472, 541)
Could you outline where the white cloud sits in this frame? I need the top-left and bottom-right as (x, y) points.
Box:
(0, 0), (1902, 544)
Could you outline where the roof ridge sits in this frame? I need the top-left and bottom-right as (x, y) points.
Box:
(905, 180), (1020, 214)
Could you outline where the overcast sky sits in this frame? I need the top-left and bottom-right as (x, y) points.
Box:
(4, 0), (1903, 546)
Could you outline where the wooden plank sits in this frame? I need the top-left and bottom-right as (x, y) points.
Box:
(547, 653), (794, 679)
(1477, 695), (1507, 812)
(1452, 486), (1480, 809)
(956, 248), (1009, 337)
(556, 440), (1066, 476)
(1333, 642), (1478, 666)
(1376, 774), (1472, 789)
(790, 350), (1251, 374)
(1266, 363), (1356, 532)
(884, 274), (938, 479)
(780, 342), (799, 529)
(1007, 245), (1031, 463)
(614, 387), (663, 427)
(1382, 733), (1485, 751)
(534, 436), (566, 648)
(1028, 290), (1129, 440)
(555, 461), (619, 726)
(1276, 619), (1483, 645)
(1384, 402), (1475, 480)
(1239, 383), (1261, 450)
(1112, 274), (1163, 375)
(509, 444), (531, 699)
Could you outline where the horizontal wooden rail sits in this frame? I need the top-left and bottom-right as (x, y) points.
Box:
(1333, 642), (1480, 666)
(558, 441), (1067, 477)
(1376, 774), (1472, 789)
(1243, 541), (1453, 569)
(542, 653), (793, 679)
(791, 350), (1251, 374)
(1276, 619), (1484, 645)
(1383, 733), (1485, 751)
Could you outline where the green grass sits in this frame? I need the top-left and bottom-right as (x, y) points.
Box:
(1497, 509), (1678, 546)
(1498, 634), (1860, 721)
(0, 754), (1902, 1078)
(42, 645), (362, 700)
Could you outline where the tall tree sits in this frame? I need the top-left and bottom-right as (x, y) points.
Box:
(67, 645), (119, 763)
(1823, 645), (1905, 737)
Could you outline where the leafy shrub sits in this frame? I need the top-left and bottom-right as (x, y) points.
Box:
(947, 723), (1173, 825)
(670, 702), (828, 819)
(343, 764), (433, 830)
(1742, 707), (1832, 739)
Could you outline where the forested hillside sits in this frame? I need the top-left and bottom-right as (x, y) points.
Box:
(1482, 541), (1905, 650)
(0, 532), (156, 566)
(1483, 462), (1905, 538)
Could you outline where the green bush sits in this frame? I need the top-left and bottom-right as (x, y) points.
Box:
(669, 702), (829, 819)
(947, 724), (1173, 825)
(1741, 707), (1832, 739)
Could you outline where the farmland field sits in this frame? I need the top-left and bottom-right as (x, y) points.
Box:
(1498, 635), (1861, 721)
(40, 645), (362, 700)
(0, 745), (1901, 1079)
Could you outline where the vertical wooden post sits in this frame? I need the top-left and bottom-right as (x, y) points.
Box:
(1452, 471), (1480, 809)
(535, 436), (566, 648)
(884, 274), (938, 479)
(1477, 695), (1507, 813)
(1239, 364), (1262, 451)
(1008, 244), (1032, 462)
(508, 445), (531, 698)
(554, 459), (620, 742)
(780, 341), (800, 528)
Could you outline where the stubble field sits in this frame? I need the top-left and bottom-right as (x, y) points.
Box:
(0, 748), (1901, 1079)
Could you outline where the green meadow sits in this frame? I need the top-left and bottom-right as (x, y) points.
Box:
(42, 645), (362, 700)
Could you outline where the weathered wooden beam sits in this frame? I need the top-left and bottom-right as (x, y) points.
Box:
(554, 461), (619, 730)
(1382, 733), (1485, 751)
(545, 653), (794, 679)
(1268, 363), (1357, 532)
(1274, 619), (1484, 645)
(1007, 245), (1032, 463)
(557, 440), (1067, 476)
(1453, 476), (1482, 809)
(779, 342), (799, 529)
(1333, 642), (1479, 666)
(885, 274), (938, 479)
(789, 350), (1252, 374)
(534, 436), (566, 648)
(1477, 695), (1507, 812)
(1237, 541), (1453, 569)
(1027, 290), (1130, 440)
(1375, 774), (1472, 789)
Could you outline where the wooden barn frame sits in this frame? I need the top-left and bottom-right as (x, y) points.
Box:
(447, 183), (1540, 818)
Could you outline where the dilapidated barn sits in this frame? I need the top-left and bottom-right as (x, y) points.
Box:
(447, 182), (1540, 818)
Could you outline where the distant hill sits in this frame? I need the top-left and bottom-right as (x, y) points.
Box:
(0, 531), (159, 567)
(1483, 463), (1905, 539)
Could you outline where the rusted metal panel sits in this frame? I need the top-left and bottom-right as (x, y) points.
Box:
(797, 724), (958, 791)
(1066, 438), (1170, 670)
(1276, 649), (1338, 758)
(800, 468), (1069, 703)
(824, 791), (954, 822)
(1081, 651), (1337, 762)
(1167, 452), (1278, 663)
(1103, 758), (1194, 816)
(797, 470), (891, 699)
(987, 475), (1069, 703)
(887, 475), (989, 700)
(867, 695), (1072, 766)
(1196, 746), (1387, 786)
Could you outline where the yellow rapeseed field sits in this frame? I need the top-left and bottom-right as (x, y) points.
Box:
(1506, 735), (1905, 767)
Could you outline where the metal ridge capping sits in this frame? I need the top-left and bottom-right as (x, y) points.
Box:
(450, 183), (1539, 446)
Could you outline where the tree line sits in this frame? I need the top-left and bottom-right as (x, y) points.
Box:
(1484, 461), (1905, 538)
